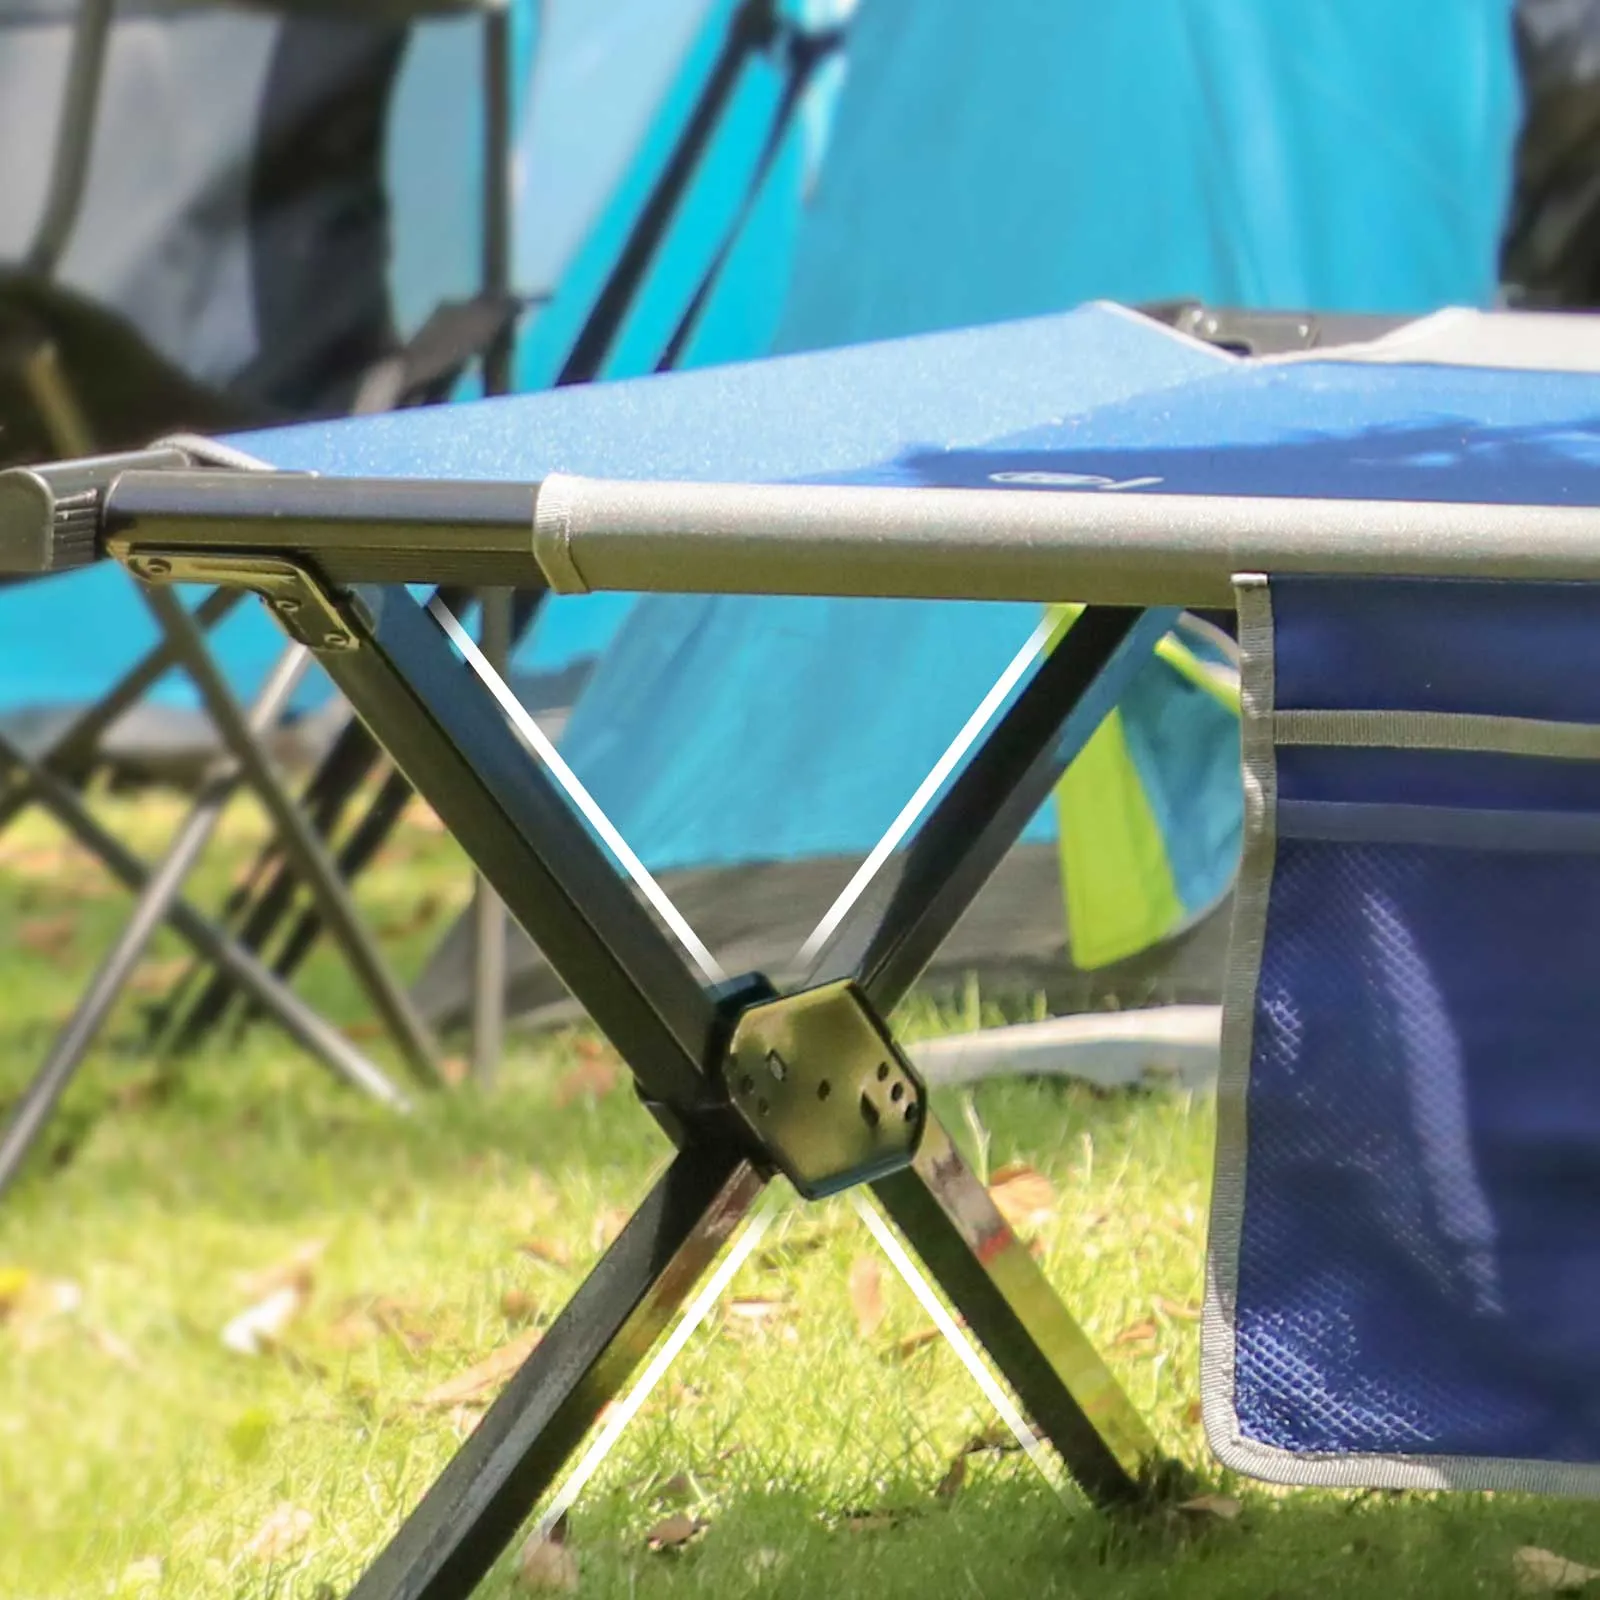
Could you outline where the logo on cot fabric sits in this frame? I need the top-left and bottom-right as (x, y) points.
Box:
(989, 471), (1164, 491)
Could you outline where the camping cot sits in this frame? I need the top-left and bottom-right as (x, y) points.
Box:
(6, 297), (1600, 1591)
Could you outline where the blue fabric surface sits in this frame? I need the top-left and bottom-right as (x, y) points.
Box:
(1235, 576), (1600, 1463)
(832, 359), (1600, 503)
(233, 302), (1222, 481)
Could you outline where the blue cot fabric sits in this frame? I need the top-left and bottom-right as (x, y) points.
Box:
(1229, 576), (1600, 1468)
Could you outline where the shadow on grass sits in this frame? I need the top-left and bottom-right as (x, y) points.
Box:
(476, 1472), (1600, 1600)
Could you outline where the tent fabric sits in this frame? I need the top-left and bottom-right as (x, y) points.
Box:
(775, 0), (1520, 351)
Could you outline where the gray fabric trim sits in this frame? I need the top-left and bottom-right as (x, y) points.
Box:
(1191, 1437), (1600, 1497)
(1276, 707), (1600, 761)
(1201, 574), (1276, 1476)
(1278, 797), (1600, 853)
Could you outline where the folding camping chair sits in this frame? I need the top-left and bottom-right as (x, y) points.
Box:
(21, 298), (1600, 1590)
(0, 0), (525, 1194)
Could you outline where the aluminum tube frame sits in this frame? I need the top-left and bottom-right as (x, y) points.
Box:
(97, 467), (1600, 613)
(349, 1146), (765, 1600)
(531, 474), (1600, 607)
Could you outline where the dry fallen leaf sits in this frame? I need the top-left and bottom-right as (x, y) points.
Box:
(501, 1289), (541, 1324)
(756, 1234), (832, 1273)
(553, 1045), (622, 1108)
(987, 1163), (1056, 1232)
(236, 1239), (326, 1300)
(645, 1512), (705, 1552)
(440, 1055), (470, 1088)
(376, 891), (444, 940)
(1154, 1295), (1202, 1323)
(417, 1331), (541, 1409)
(242, 1504), (315, 1564)
(848, 1256), (885, 1340)
(518, 1238), (574, 1269)
(649, 1472), (693, 1506)
(934, 1454), (966, 1501)
(727, 1297), (788, 1322)
(593, 1207), (631, 1250)
(405, 797), (447, 832)
(323, 1296), (434, 1356)
(1183, 1399), (1205, 1429)
(723, 1297), (795, 1343)
(126, 957), (189, 998)
(892, 1326), (945, 1360)
(517, 1521), (579, 1593)
(962, 1422), (1026, 1457)
(1177, 1494), (1242, 1522)
(17, 913), (77, 957)
(1514, 1546), (1600, 1595)
(843, 1511), (901, 1534)
(1112, 1318), (1160, 1349)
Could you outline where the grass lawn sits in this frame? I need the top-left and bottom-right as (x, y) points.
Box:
(3, 788), (1599, 1598)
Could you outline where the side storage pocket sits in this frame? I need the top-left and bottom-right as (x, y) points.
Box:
(1204, 573), (1600, 1495)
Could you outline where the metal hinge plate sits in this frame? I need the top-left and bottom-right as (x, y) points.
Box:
(122, 549), (361, 652)
(723, 978), (925, 1200)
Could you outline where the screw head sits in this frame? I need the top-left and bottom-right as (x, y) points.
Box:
(276, 596), (301, 615)
(141, 557), (171, 577)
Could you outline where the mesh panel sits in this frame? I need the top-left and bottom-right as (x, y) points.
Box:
(1236, 834), (1600, 1460)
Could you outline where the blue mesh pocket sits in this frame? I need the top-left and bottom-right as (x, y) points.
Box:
(1205, 575), (1600, 1494)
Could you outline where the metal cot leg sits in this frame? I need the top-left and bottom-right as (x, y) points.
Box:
(209, 584), (1177, 1598)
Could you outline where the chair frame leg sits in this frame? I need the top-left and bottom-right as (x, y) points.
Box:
(161, 588), (544, 1056)
(138, 583), (445, 1088)
(0, 724), (405, 1196)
